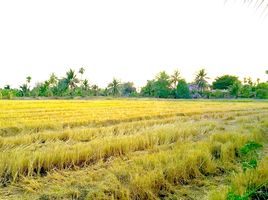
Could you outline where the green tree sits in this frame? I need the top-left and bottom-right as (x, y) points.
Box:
(212, 75), (239, 90)
(20, 76), (31, 96)
(121, 82), (136, 96)
(194, 69), (209, 94)
(154, 71), (171, 98)
(256, 82), (268, 99)
(54, 79), (69, 96)
(141, 80), (156, 97)
(108, 78), (121, 96)
(176, 79), (190, 98)
(4, 85), (10, 90)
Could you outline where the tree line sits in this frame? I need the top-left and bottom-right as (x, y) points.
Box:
(1, 68), (268, 99)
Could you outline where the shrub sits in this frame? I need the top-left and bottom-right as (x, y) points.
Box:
(256, 89), (268, 99)
(210, 90), (225, 99)
(7, 91), (13, 99)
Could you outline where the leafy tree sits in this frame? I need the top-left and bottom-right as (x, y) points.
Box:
(240, 85), (255, 98)
(194, 69), (209, 94)
(141, 80), (156, 97)
(99, 88), (109, 96)
(240, 77), (256, 98)
(154, 71), (171, 98)
(39, 81), (50, 96)
(4, 85), (10, 90)
(212, 75), (239, 90)
(121, 82), (136, 96)
(170, 69), (181, 89)
(54, 78), (69, 96)
(108, 78), (121, 96)
(256, 89), (268, 99)
(256, 82), (268, 99)
(176, 79), (190, 98)
(229, 81), (242, 98)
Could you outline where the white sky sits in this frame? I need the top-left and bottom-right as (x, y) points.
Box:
(0, 0), (268, 88)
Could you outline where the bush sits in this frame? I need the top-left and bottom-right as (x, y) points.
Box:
(210, 90), (225, 98)
(255, 83), (268, 99)
(256, 89), (268, 99)
(7, 91), (13, 99)
(240, 85), (255, 98)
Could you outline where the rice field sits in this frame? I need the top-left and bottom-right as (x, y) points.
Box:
(0, 99), (267, 200)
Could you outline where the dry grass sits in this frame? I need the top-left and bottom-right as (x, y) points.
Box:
(0, 99), (267, 200)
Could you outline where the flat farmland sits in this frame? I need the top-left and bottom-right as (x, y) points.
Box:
(0, 99), (267, 200)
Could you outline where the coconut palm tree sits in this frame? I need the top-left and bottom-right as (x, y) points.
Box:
(91, 84), (99, 96)
(65, 69), (79, 91)
(48, 73), (58, 87)
(79, 67), (85, 81)
(108, 78), (121, 96)
(20, 84), (29, 97)
(82, 79), (90, 91)
(170, 69), (181, 88)
(194, 69), (209, 94)
(26, 76), (32, 84)
(257, 78), (260, 85)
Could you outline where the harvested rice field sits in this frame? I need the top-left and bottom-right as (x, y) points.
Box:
(0, 99), (267, 200)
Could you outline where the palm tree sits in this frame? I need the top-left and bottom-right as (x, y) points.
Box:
(170, 69), (181, 88)
(79, 67), (85, 81)
(48, 73), (58, 87)
(20, 84), (29, 97)
(82, 79), (90, 91)
(65, 69), (79, 91)
(91, 84), (99, 96)
(108, 78), (121, 96)
(26, 76), (32, 84)
(257, 78), (260, 85)
(194, 69), (209, 94)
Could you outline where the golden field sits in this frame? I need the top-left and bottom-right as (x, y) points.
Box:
(0, 99), (267, 200)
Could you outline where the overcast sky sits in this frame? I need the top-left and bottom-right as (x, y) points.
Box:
(0, 0), (268, 88)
